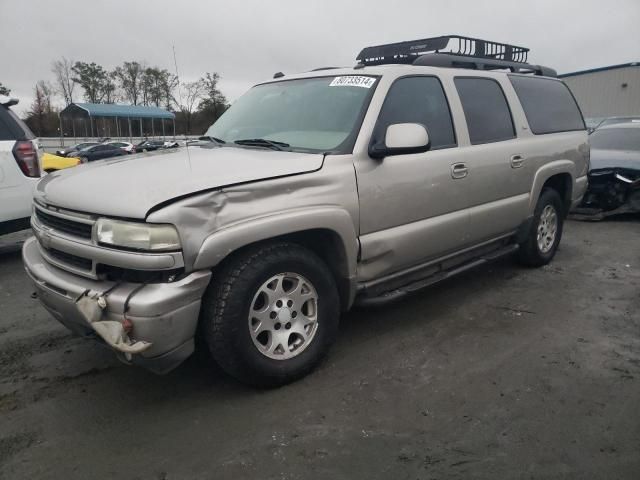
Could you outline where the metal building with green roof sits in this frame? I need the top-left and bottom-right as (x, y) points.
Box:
(59, 102), (176, 143)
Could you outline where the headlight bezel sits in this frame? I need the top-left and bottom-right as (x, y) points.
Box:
(95, 218), (182, 252)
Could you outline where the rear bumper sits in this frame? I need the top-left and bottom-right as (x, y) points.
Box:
(22, 236), (212, 373)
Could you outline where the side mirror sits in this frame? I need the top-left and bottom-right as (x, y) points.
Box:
(369, 123), (430, 159)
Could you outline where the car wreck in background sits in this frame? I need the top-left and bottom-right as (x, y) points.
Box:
(576, 123), (640, 219)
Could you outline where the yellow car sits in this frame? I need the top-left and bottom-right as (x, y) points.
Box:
(42, 152), (81, 173)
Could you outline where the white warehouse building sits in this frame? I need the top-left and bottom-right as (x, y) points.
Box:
(559, 62), (640, 121)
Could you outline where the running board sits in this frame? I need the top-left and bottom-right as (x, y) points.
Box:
(355, 243), (519, 307)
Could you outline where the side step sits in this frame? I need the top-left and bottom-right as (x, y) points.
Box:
(355, 243), (519, 307)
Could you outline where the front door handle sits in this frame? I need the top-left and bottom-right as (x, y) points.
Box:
(510, 154), (524, 168)
(451, 162), (468, 179)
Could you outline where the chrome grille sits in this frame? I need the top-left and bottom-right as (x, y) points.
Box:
(35, 207), (93, 239)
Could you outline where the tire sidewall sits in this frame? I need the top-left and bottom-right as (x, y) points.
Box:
(532, 189), (564, 263)
(217, 249), (339, 383)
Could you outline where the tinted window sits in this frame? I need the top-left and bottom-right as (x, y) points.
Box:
(374, 76), (456, 149)
(0, 106), (34, 141)
(509, 75), (585, 134)
(454, 78), (515, 144)
(590, 128), (640, 151)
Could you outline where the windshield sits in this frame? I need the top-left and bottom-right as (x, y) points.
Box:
(205, 75), (378, 153)
(590, 128), (640, 151)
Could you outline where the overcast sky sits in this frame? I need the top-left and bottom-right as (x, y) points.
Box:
(1, 0), (638, 115)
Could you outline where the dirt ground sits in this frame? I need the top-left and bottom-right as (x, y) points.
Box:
(0, 218), (639, 480)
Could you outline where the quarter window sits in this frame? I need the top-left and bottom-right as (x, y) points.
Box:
(374, 76), (456, 150)
(454, 78), (515, 144)
(509, 75), (585, 134)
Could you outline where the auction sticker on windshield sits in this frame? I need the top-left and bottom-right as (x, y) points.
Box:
(329, 76), (376, 88)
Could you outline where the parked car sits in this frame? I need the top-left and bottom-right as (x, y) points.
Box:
(106, 141), (135, 154)
(42, 152), (81, 173)
(56, 142), (99, 157)
(577, 123), (640, 217)
(593, 116), (640, 130)
(24, 35), (589, 386)
(135, 140), (165, 152)
(0, 96), (41, 235)
(76, 143), (128, 162)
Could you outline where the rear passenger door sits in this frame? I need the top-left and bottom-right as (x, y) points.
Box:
(355, 76), (471, 281)
(452, 77), (531, 243)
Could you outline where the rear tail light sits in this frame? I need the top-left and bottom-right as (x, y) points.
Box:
(13, 140), (40, 177)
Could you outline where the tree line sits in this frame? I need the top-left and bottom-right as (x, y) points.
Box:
(0, 58), (229, 137)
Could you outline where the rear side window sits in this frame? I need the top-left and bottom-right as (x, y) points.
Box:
(509, 75), (585, 134)
(0, 106), (23, 140)
(454, 78), (515, 144)
(374, 76), (456, 150)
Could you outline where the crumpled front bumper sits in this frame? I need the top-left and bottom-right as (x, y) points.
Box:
(22, 237), (212, 373)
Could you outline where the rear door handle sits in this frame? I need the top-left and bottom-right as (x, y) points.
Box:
(510, 154), (524, 168)
(451, 162), (468, 179)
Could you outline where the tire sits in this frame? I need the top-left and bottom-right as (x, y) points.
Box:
(200, 242), (340, 387)
(517, 188), (564, 267)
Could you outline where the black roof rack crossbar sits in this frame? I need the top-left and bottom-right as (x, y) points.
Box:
(357, 35), (530, 65)
(414, 53), (557, 77)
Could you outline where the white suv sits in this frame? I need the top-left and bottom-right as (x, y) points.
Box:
(0, 96), (41, 235)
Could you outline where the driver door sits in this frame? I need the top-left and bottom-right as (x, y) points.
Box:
(354, 76), (472, 282)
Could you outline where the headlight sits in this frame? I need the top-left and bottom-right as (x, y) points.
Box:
(96, 219), (181, 251)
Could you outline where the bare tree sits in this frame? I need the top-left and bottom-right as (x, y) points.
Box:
(180, 80), (204, 134)
(28, 81), (54, 136)
(51, 57), (76, 106)
(0, 82), (10, 96)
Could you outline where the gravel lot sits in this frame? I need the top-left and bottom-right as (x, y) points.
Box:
(1, 218), (639, 479)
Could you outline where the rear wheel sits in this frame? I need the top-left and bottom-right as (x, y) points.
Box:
(518, 188), (564, 267)
(200, 242), (340, 387)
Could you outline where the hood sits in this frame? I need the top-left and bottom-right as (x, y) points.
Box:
(36, 146), (324, 218)
(589, 149), (640, 172)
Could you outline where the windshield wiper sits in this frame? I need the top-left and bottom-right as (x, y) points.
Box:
(234, 138), (290, 151)
(201, 136), (225, 144)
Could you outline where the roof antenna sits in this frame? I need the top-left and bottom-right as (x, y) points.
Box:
(172, 44), (192, 167)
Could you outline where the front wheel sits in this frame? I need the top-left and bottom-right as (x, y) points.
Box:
(200, 242), (340, 387)
(517, 188), (564, 267)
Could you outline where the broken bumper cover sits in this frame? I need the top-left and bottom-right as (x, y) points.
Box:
(22, 237), (212, 373)
(575, 168), (640, 217)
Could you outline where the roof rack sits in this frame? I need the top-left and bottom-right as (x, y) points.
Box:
(356, 35), (556, 77)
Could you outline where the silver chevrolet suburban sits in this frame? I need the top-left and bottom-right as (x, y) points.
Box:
(23, 36), (589, 386)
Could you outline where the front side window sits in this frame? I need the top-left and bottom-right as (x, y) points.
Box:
(454, 77), (515, 145)
(373, 76), (456, 150)
(205, 75), (377, 153)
